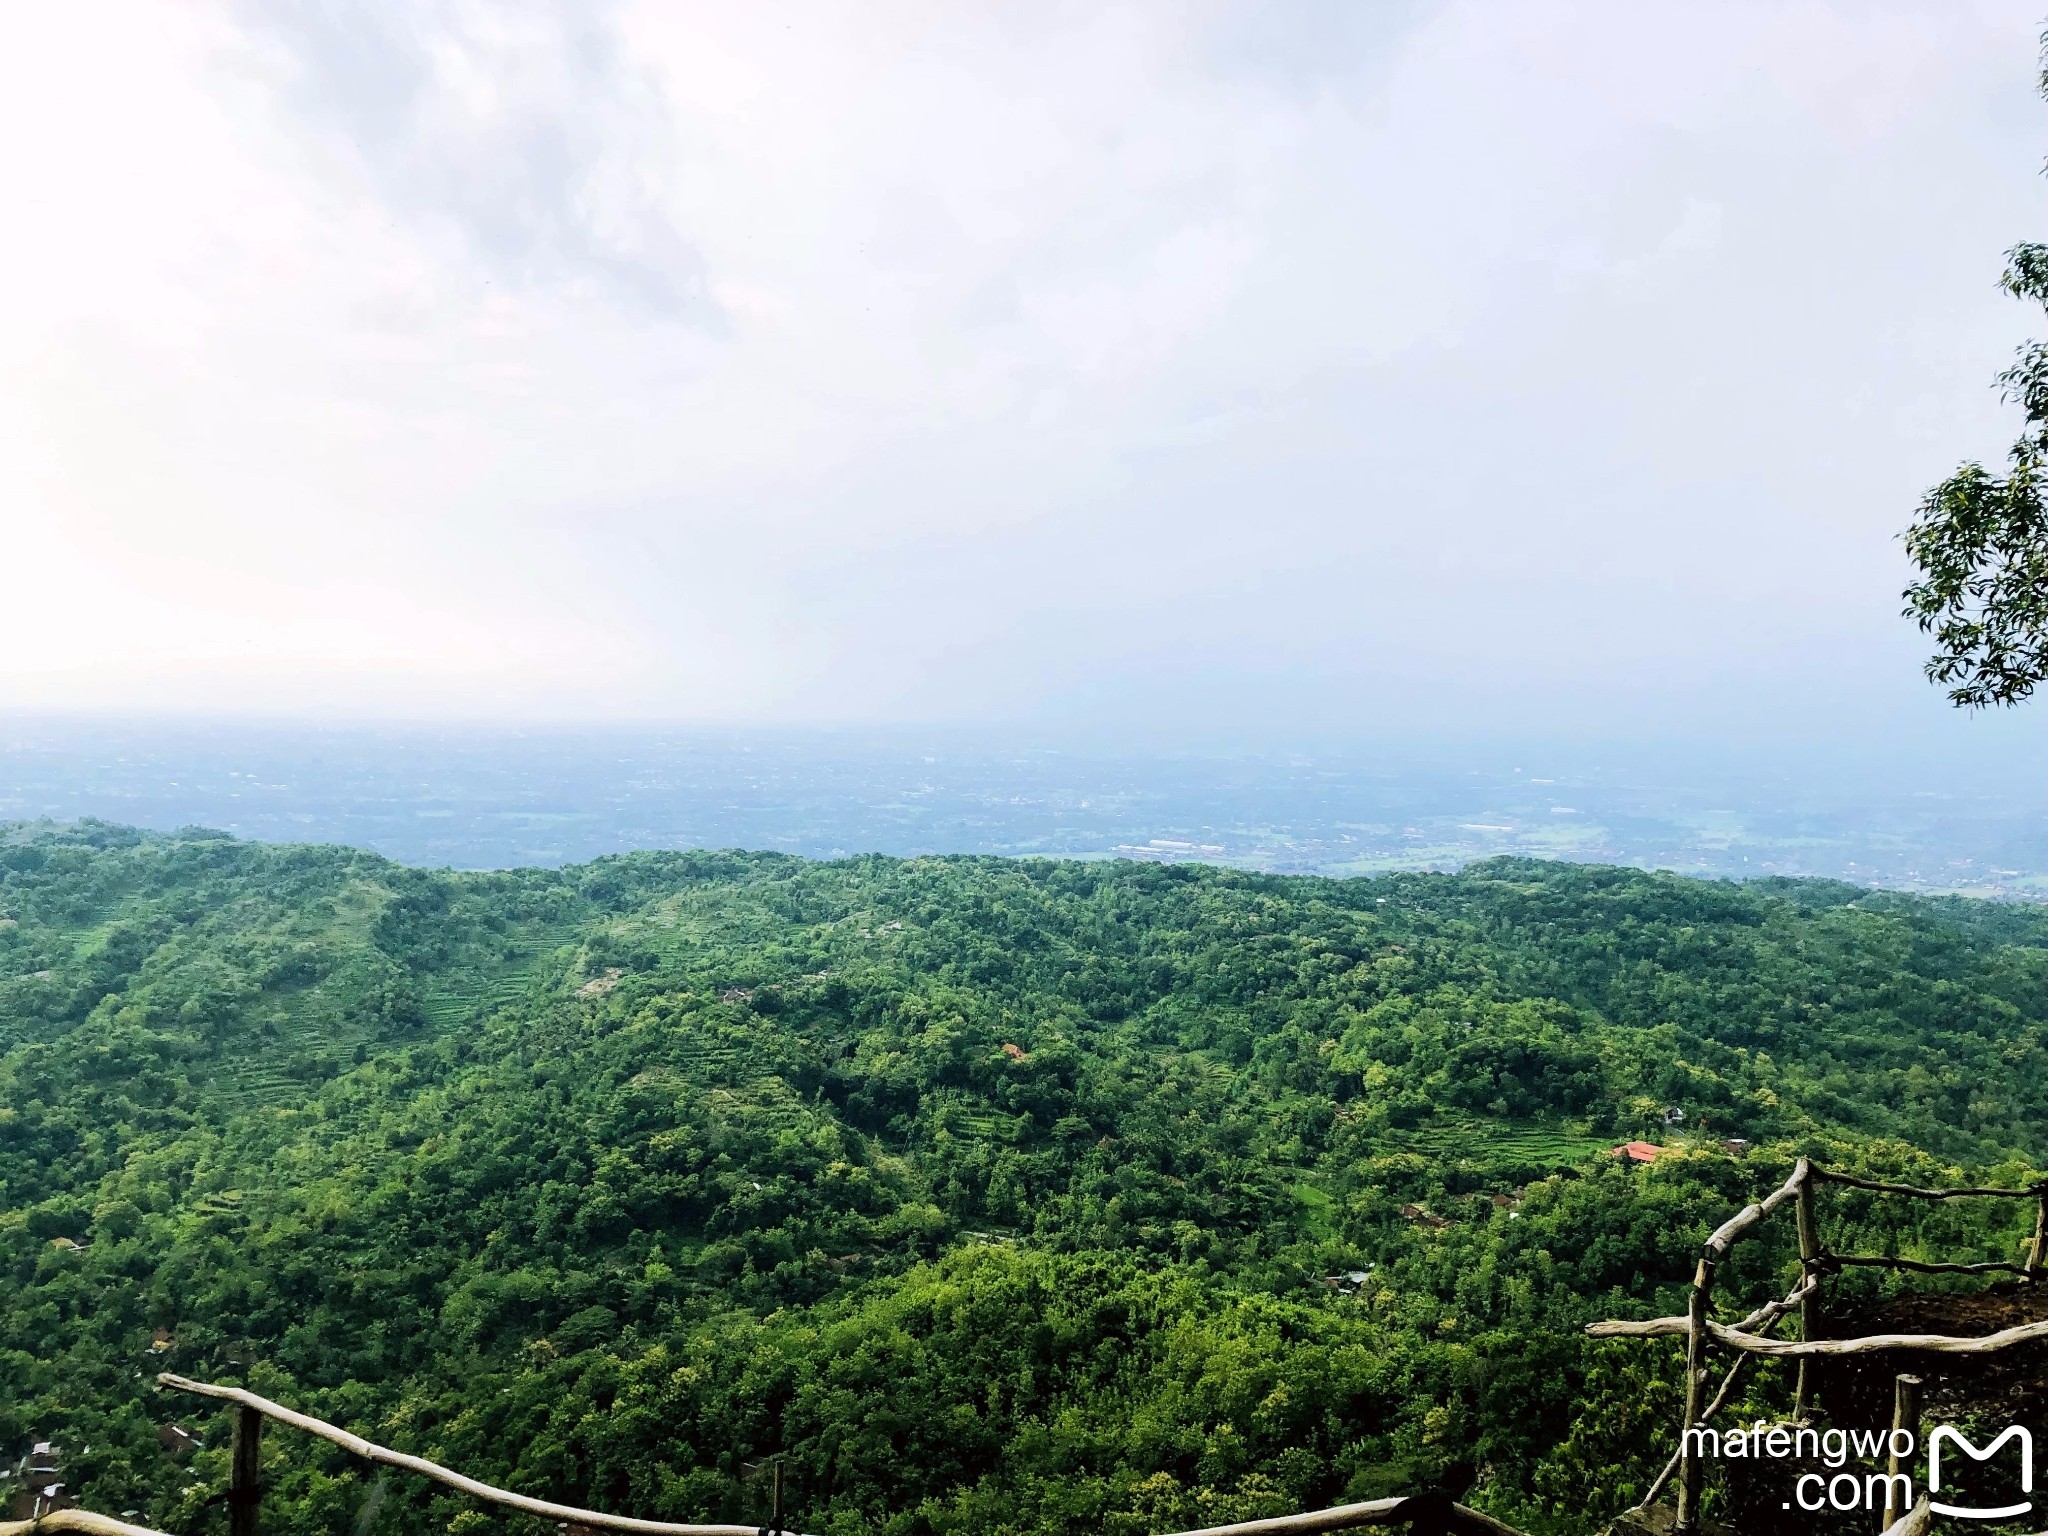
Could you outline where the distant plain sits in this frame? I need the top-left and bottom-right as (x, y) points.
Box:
(3, 719), (2044, 898)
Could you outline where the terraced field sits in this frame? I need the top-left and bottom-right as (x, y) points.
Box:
(1390, 1115), (1612, 1167)
(419, 924), (583, 1029)
(215, 1057), (307, 1109)
(205, 922), (587, 1109)
(925, 1097), (1020, 1144)
(661, 1031), (745, 1080)
(420, 971), (543, 1031)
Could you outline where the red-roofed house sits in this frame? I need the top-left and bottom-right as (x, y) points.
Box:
(1611, 1141), (1663, 1165)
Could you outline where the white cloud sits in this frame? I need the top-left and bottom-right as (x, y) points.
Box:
(1, 0), (2043, 743)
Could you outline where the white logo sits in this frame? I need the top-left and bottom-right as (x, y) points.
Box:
(1929, 1426), (2033, 1520)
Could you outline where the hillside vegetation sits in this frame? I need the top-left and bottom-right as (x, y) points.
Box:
(4, 821), (2046, 1535)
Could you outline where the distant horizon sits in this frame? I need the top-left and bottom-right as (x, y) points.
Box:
(8, 701), (2048, 760)
(7, 713), (2045, 898)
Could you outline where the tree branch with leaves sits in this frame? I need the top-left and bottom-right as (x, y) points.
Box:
(1903, 244), (2048, 707)
(1902, 39), (2048, 709)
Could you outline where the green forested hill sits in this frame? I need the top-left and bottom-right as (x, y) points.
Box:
(4, 821), (2045, 1536)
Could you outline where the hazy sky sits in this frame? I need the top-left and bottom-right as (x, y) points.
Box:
(6, 1), (2048, 750)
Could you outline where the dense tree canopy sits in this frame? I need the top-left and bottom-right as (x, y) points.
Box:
(3, 822), (2044, 1535)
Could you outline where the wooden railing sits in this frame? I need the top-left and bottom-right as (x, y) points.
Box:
(1586, 1157), (2048, 1533)
(112, 1373), (1526, 1536)
(161, 1373), (787, 1536)
(0, 1495), (1523, 1536)
(0, 1513), (176, 1536)
(1881, 1495), (1934, 1536)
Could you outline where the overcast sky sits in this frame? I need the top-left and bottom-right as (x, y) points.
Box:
(5, 1), (2048, 753)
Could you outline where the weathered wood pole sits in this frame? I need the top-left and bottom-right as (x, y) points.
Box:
(230, 1403), (262, 1536)
(2027, 1186), (2047, 1281)
(1795, 1169), (1822, 1416)
(1676, 1256), (1715, 1532)
(1882, 1375), (1922, 1534)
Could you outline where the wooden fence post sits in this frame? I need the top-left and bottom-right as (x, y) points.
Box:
(1675, 1257), (1714, 1533)
(230, 1403), (262, 1536)
(1882, 1375), (1921, 1534)
(1795, 1170), (1822, 1417)
(2027, 1187), (2047, 1282)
